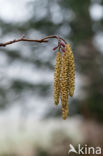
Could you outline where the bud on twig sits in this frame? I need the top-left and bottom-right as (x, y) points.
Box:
(60, 42), (65, 47)
(53, 46), (58, 51)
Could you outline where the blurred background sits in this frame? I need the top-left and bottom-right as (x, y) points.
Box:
(0, 0), (103, 155)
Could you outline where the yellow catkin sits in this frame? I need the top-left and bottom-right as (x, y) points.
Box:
(66, 43), (75, 97)
(54, 43), (75, 119)
(54, 51), (62, 105)
(62, 103), (68, 120)
(60, 52), (69, 119)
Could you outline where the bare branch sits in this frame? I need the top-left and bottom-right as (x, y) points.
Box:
(0, 35), (66, 47)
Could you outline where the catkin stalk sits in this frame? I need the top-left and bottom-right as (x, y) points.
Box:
(54, 51), (62, 105)
(66, 43), (75, 97)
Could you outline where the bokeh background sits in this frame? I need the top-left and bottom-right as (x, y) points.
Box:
(0, 0), (103, 155)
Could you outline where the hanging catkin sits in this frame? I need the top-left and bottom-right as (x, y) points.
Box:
(60, 52), (69, 119)
(53, 40), (75, 120)
(66, 43), (75, 97)
(62, 103), (68, 120)
(54, 51), (62, 105)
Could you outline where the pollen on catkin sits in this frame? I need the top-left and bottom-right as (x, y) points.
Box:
(66, 43), (75, 97)
(60, 52), (69, 110)
(62, 103), (68, 120)
(54, 51), (62, 105)
(53, 40), (75, 120)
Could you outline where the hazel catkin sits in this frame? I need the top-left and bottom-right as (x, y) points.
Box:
(62, 103), (68, 120)
(66, 43), (75, 97)
(54, 51), (62, 105)
(60, 52), (69, 119)
(53, 41), (75, 120)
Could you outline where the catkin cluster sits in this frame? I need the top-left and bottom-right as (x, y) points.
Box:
(54, 43), (75, 120)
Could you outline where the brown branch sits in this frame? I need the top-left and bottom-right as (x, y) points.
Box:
(0, 35), (48, 47)
(41, 35), (67, 43)
(0, 35), (66, 47)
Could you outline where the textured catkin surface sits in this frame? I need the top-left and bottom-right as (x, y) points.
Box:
(60, 52), (68, 106)
(60, 52), (69, 119)
(66, 43), (75, 97)
(62, 103), (68, 120)
(54, 52), (62, 105)
(53, 43), (75, 120)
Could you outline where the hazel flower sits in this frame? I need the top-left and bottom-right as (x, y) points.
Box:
(53, 41), (75, 120)
(60, 52), (69, 107)
(54, 51), (62, 105)
(66, 43), (75, 97)
(62, 102), (68, 120)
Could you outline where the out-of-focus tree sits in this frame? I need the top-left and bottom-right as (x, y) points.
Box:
(45, 0), (103, 121)
(0, 0), (103, 121)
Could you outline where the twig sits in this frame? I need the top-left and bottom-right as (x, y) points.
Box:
(0, 35), (66, 47)
(0, 35), (48, 47)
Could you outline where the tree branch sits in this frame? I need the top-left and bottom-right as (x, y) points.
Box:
(0, 35), (66, 47)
